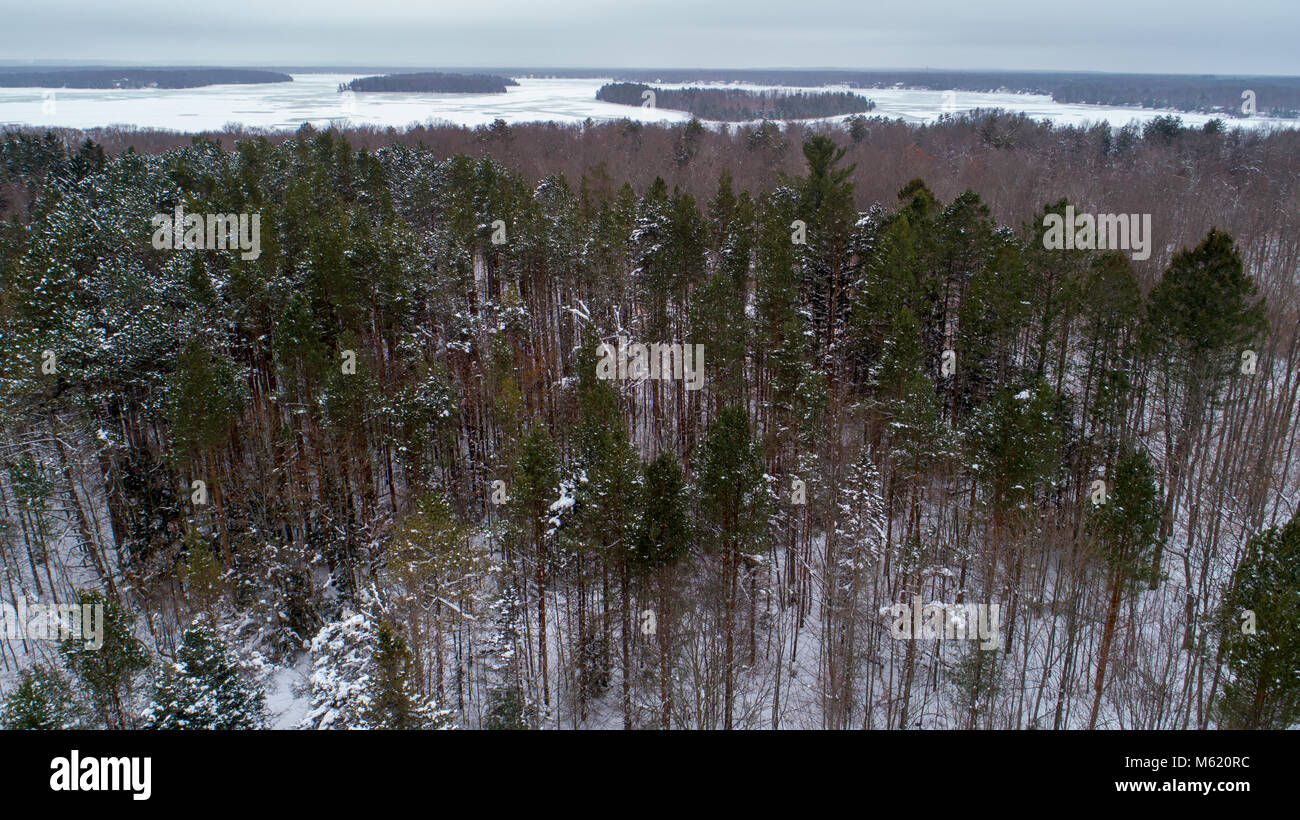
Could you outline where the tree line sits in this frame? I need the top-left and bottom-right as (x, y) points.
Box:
(596, 82), (874, 121)
(340, 73), (518, 94)
(0, 69), (292, 89)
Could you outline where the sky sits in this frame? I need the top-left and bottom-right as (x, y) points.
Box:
(3, 0), (1297, 76)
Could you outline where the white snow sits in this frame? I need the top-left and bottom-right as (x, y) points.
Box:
(2, 74), (1295, 133)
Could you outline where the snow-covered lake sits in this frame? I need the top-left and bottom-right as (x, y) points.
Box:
(0, 73), (1295, 133)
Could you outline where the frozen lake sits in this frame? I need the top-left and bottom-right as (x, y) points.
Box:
(0, 73), (1295, 133)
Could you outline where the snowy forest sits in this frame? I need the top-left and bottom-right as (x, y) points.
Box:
(0, 111), (1297, 730)
(595, 83), (875, 121)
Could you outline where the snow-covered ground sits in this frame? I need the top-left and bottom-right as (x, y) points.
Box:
(1, 74), (1296, 132)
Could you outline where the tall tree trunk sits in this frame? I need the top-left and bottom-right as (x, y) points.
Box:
(1088, 568), (1124, 729)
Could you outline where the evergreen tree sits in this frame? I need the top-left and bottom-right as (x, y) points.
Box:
(949, 644), (1001, 730)
(795, 135), (856, 352)
(875, 307), (953, 486)
(634, 453), (691, 727)
(181, 527), (226, 623)
(695, 405), (769, 729)
(61, 590), (149, 729)
(1216, 513), (1300, 729)
(145, 622), (267, 730)
(632, 177), (674, 339)
(481, 585), (535, 729)
(753, 186), (802, 392)
(1142, 228), (1266, 581)
(1085, 447), (1162, 728)
(634, 453), (691, 571)
(299, 612), (374, 730)
(568, 340), (639, 713)
(1077, 251), (1142, 458)
(965, 379), (1063, 651)
(955, 235), (1032, 415)
(358, 620), (453, 729)
(848, 181), (940, 382)
(484, 683), (532, 730)
(508, 424), (562, 708)
(695, 176), (753, 405)
(966, 380), (1063, 535)
(1143, 228), (1265, 414)
(166, 335), (244, 466)
(1, 667), (77, 729)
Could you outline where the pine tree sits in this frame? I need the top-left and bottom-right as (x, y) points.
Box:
(847, 182), (940, 383)
(695, 405), (769, 729)
(875, 307), (953, 487)
(568, 340), (639, 715)
(632, 177), (674, 340)
(955, 235), (1032, 415)
(691, 220), (750, 408)
(795, 135), (856, 353)
(965, 380), (1062, 652)
(949, 644), (1001, 730)
(508, 424), (562, 708)
(358, 621), (453, 729)
(1077, 251), (1142, 459)
(144, 622), (267, 730)
(966, 380), (1063, 536)
(484, 683), (531, 730)
(753, 185), (802, 407)
(481, 585), (535, 729)
(166, 335), (243, 466)
(300, 611), (374, 730)
(181, 527), (226, 623)
(1085, 447), (1162, 728)
(61, 590), (149, 729)
(1, 667), (77, 729)
(1216, 513), (1300, 729)
(1142, 228), (1266, 582)
(635, 453), (691, 571)
(937, 191), (1000, 359)
(634, 452), (691, 728)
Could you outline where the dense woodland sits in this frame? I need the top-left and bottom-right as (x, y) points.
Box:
(0, 111), (1298, 730)
(596, 83), (875, 121)
(0, 69), (292, 89)
(340, 73), (518, 94)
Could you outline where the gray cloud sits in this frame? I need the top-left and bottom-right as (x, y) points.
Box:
(2, 0), (1296, 74)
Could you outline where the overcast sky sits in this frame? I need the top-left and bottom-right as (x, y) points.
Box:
(5, 0), (1297, 75)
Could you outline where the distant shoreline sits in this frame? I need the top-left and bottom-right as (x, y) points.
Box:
(339, 72), (518, 94)
(596, 82), (875, 121)
(2, 66), (1298, 119)
(0, 68), (292, 89)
